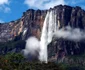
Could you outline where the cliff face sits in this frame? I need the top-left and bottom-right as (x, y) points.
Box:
(0, 19), (24, 42)
(0, 5), (85, 61)
(1, 5), (85, 42)
(21, 9), (47, 40)
(0, 9), (47, 42)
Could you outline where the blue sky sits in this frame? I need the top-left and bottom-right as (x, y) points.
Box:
(0, 0), (85, 23)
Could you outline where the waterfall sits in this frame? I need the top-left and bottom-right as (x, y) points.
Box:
(39, 10), (57, 63)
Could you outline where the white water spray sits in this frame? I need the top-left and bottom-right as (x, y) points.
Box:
(39, 10), (57, 63)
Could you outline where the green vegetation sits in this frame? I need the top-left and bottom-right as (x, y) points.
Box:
(0, 36), (84, 70)
(0, 53), (85, 70)
(0, 40), (25, 55)
(0, 53), (63, 70)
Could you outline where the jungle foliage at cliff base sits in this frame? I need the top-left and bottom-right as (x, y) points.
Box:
(0, 53), (85, 70)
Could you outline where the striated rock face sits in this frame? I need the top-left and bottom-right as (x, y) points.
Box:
(1, 5), (85, 42)
(0, 5), (85, 61)
(0, 9), (47, 42)
(21, 9), (47, 40)
(1, 5), (85, 41)
(0, 19), (24, 42)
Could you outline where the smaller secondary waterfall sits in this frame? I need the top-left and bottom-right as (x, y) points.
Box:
(39, 10), (57, 63)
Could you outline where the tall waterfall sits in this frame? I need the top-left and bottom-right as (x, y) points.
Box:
(39, 10), (57, 63)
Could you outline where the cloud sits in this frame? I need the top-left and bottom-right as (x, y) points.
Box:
(0, 6), (11, 13)
(4, 7), (11, 13)
(0, 19), (4, 23)
(54, 26), (85, 42)
(23, 36), (40, 60)
(0, 0), (9, 5)
(0, 0), (11, 13)
(65, 0), (85, 9)
(65, 0), (85, 5)
(24, 0), (85, 10)
(24, 0), (65, 9)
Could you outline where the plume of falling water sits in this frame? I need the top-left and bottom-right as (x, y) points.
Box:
(39, 10), (57, 63)
(39, 11), (49, 63)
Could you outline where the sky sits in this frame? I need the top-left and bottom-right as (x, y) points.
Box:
(0, 0), (85, 23)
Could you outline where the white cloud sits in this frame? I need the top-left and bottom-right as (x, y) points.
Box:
(0, 0), (9, 5)
(0, 20), (4, 23)
(24, 0), (85, 10)
(65, 0), (85, 9)
(0, 0), (10, 13)
(4, 7), (11, 13)
(54, 26), (85, 42)
(0, 5), (11, 13)
(24, 0), (65, 9)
